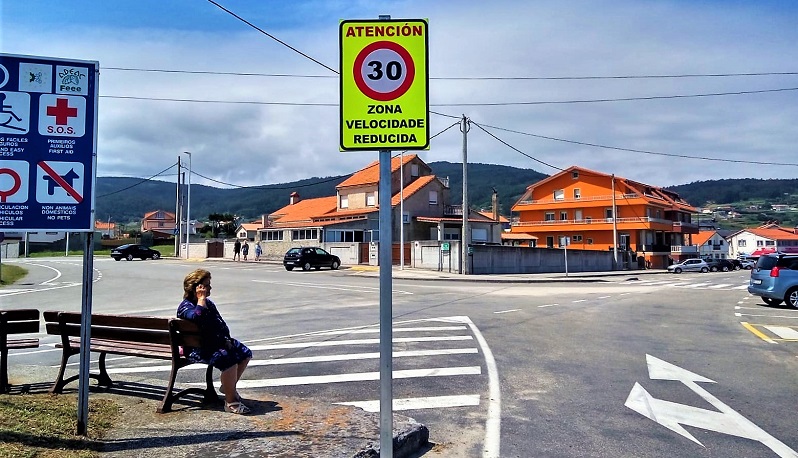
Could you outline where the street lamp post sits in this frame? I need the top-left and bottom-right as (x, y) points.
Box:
(182, 151), (192, 259)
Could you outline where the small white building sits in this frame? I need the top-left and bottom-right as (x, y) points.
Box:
(727, 224), (798, 258)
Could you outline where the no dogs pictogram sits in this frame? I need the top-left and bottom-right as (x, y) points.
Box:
(36, 161), (83, 204)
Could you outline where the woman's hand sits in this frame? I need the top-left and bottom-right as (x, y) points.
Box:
(196, 284), (209, 304)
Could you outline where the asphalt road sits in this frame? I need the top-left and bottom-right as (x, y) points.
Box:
(3, 257), (797, 457)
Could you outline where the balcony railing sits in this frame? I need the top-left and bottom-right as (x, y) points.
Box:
(671, 245), (699, 254)
(511, 216), (673, 227)
(444, 205), (463, 216)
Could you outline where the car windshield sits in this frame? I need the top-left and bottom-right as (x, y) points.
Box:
(116, 244), (131, 249)
(286, 248), (302, 255)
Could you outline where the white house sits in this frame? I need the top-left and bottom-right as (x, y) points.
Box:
(727, 224), (798, 258)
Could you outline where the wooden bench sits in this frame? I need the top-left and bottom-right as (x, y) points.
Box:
(44, 311), (217, 413)
(1, 309), (41, 393)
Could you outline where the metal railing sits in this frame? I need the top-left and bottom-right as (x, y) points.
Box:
(511, 216), (673, 227)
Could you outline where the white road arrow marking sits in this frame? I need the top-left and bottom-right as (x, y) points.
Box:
(625, 354), (798, 457)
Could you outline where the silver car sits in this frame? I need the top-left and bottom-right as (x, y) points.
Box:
(667, 258), (709, 274)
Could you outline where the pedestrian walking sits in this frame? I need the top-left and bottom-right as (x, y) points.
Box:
(233, 239), (241, 261)
(254, 242), (262, 261)
(242, 241), (249, 261)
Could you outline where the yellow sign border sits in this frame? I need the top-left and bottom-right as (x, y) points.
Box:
(339, 19), (429, 151)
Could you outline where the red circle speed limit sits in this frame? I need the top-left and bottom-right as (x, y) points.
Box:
(353, 41), (415, 102)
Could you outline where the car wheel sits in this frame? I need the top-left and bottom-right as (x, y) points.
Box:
(710, 266), (718, 272)
(152, 253), (160, 260)
(126, 254), (133, 261)
(113, 257), (121, 261)
(745, 266), (753, 270)
(302, 262), (312, 271)
(734, 266), (741, 271)
(786, 288), (798, 309)
(285, 266), (294, 271)
(763, 297), (783, 307)
(722, 266), (729, 272)
(331, 260), (340, 270)
(674, 268), (682, 274)
(700, 267), (709, 273)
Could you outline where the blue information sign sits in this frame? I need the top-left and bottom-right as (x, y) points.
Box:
(0, 53), (98, 231)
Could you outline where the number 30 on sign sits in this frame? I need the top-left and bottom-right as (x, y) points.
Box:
(340, 19), (429, 151)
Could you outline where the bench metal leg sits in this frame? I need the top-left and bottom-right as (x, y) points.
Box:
(158, 362), (216, 414)
(96, 352), (113, 387)
(50, 347), (76, 394)
(0, 350), (8, 393)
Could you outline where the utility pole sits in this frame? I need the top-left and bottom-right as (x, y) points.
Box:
(400, 151), (404, 270)
(175, 156), (181, 256)
(460, 115), (470, 275)
(182, 152), (192, 259)
(612, 174), (618, 268)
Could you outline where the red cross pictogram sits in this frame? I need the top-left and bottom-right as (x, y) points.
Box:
(46, 98), (78, 125)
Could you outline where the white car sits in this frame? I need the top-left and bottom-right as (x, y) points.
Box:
(667, 258), (709, 273)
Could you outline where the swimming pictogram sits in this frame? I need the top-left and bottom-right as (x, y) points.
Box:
(0, 92), (28, 133)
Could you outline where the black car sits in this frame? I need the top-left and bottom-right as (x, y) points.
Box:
(111, 244), (161, 261)
(705, 258), (735, 272)
(283, 247), (341, 271)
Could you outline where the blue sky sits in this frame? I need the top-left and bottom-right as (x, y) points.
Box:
(3, 0), (798, 189)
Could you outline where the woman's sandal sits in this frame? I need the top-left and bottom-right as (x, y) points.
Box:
(225, 401), (251, 415)
(219, 385), (242, 402)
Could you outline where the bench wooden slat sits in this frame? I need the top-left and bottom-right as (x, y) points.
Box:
(53, 323), (171, 345)
(6, 339), (39, 350)
(1, 309), (39, 321)
(51, 312), (170, 330)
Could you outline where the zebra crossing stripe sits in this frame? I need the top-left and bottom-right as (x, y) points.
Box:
(197, 365), (482, 388)
(248, 335), (473, 351)
(764, 326), (798, 340)
(707, 284), (733, 289)
(315, 326), (467, 335)
(338, 394), (481, 412)
(105, 348), (479, 374)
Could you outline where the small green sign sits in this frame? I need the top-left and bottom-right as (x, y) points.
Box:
(441, 242), (450, 251)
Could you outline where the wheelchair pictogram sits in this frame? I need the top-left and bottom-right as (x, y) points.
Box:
(0, 91), (30, 134)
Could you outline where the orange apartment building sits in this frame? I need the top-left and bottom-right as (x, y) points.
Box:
(510, 166), (698, 269)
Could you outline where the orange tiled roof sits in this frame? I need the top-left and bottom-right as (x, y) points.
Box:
(337, 154), (417, 188)
(477, 210), (509, 223)
(270, 196), (338, 224)
(239, 223), (261, 231)
(94, 221), (116, 230)
(143, 210), (176, 220)
(391, 175), (434, 206)
(691, 231), (716, 246)
(747, 227), (798, 240)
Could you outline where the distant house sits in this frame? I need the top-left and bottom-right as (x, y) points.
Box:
(260, 154), (502, 263)
(510, 165), (698, 269)
(141, 210), (176, 238)
(727, 224), (798, 258)
(95, 220), (119, 239)
(235, 223), (261, 241)
(771, 204), (790, 212)
(691, 230), (730, 260)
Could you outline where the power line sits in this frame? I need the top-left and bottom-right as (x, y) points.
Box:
(472, 120), (798, 167)
(206, 0), (338, 74)
(102, 95), (336, 106)
(96, 163), (178, 198)
(102, 66), (798, 80)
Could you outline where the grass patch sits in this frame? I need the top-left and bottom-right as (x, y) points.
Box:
(0, 264), (27, 287)
(28, 244), (175, 259)
(0, 393), (120, 458)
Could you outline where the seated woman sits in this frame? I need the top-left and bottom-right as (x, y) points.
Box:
(178, 269), (252, 414)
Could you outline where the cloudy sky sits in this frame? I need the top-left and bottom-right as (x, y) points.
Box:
(3, 0), (797, 189)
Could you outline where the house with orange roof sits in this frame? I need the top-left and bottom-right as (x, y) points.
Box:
(95, 220), (119, 239)
(235, 222), (262, 241)
(510, 166), (698, 269)
(260, 154), (502, 264)
(141, 210), (177, 238)
(727, 224), (798, 258)
(692, 230), (731, 260)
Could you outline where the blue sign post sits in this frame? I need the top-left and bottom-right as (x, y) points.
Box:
(1, 53), (99, 436)
(0, 53), (98, 232)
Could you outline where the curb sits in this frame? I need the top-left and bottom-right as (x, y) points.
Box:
(355, 421), (431, 458)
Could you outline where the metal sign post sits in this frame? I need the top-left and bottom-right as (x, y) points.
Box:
(0, 53), (99, 435)
(340, 16), (429, 457)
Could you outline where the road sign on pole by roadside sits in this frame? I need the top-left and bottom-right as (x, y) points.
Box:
(0, 53), (98, 232)
(339, 19), (429, 151)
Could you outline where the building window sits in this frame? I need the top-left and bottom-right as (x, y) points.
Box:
(403, 212), (410, 224)
(587, 238), (593, 244)
(573, 235), (583, 242)
(411, 164), (419, 177)
(573, 188), (581, 199)
(572, 171), (579, 179)
(366, 192), (376, 206)
(554, 189), (565, 201)
(545, 212), (555, 221)
(605, 208), (614, 219)
(738, 240), (747, 247)
(757, 240), (764, 247)
(429, 190), (438, 205)
(263, 230), (283, 241)
(340, 195), (348, 209)
(765, 240), (775, 246)
(292, 229), (318, 241)
(560, 211), (567, 220)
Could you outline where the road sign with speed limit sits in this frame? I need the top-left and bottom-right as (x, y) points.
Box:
(340, 19), (429, 151)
